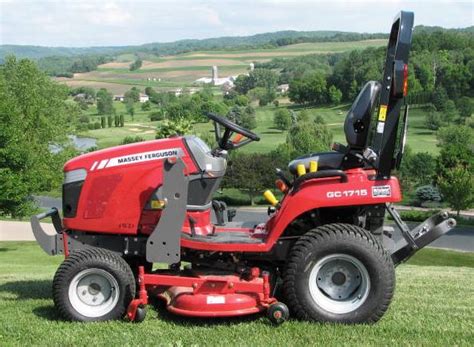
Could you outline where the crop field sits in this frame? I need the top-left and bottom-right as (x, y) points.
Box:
(59, 39), (386, 93)
(0, 242), (472, 346)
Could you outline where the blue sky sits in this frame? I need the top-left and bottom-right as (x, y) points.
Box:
(0, 0), (472, 47)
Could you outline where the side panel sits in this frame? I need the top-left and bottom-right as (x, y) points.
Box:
(63, 138), (198, 235)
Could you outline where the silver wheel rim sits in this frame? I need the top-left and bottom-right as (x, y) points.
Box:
(308, 254), (370, 314)
(68, 268), (120, 318)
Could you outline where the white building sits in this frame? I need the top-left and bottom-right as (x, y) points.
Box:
(139, 93), (149, 103)
(277, 84), (290, 93)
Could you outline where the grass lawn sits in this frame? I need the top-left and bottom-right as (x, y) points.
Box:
(0, 242), (472, 346)
(84, 100), (438, 155)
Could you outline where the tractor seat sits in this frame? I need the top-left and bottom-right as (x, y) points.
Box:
(288, 81), (381, 175)
(288, 152), (347, 174)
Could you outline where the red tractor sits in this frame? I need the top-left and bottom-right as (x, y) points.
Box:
(32, 11), (455, 324)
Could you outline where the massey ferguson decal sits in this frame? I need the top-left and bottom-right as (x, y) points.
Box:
(90, 148), (183, 171)
(372, 185), (392, 198)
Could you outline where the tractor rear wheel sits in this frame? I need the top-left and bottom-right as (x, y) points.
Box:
(283, 223), (395, 324)
(53, 248), (136, 322)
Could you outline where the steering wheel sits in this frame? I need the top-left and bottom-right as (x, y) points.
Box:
(206, 112), (260, 150)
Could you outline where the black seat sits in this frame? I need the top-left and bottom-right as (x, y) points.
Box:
(289, 152), (346, 173)
(288, 81), (381, 175)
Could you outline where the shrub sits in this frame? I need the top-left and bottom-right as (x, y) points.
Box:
(387, 209), (440, 222)
(415, 185), (442, 206)
(78, 115), (90, 123)
(121, 136), (145, 145)
(150, 111), (165, 121)
(93, 122), (101, 129)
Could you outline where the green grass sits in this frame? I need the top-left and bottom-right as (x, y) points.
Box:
(0, 242), (472, 346)
(78, 101), (439, 154)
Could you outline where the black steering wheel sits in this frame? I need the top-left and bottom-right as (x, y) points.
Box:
(206, 112), (260, 150)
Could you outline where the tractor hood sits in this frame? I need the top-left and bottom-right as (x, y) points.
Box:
(63, 137), (187, 173)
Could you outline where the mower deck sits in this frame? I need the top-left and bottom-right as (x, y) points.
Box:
(127, 266), (276, 320)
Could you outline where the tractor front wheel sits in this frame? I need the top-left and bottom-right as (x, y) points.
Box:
(283, 223), (395, 324)
(53, 248), (136, 322)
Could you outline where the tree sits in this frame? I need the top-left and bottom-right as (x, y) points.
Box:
(327, 85), (342, 105)
(226, 105), (257, 130)
(129, 58), (143, 71)
(247, 87), (276, 106)
(124, 87), (140, 103)
(456, 96), (473, 118)
(425, 110), (443, 130)
(399, 149), (436, 190)
(436, 125), (474, 215)
(432, 87), (449, 111)
(96, 88), (114, 115)
(438, 165), (474, 216)
(298, 110), (310, 122)
(156, 118), (192, 139)
(119, 114), (125, 127)
(314, 114), (326, 124)
(223, 152), (275, 205)
(288, 72), (327, 105)
(234, 68), (278, 95)
(0, 56), (71, 216)
(141, 101), (151, 111)
(100, 116), (106, 128)
(286, 122), (333, 157)
(436, 125), (473, 171)
(107, 115), (113, 128)
(273, 109), (291, 131)
(126, 98), (135, 119)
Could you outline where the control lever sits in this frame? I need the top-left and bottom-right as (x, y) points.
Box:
(212, 200), (227, 226)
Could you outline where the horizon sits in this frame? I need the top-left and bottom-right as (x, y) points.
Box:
(0, 0), (472, 48)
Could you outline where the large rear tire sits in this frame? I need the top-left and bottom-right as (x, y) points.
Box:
(53, 248), (136, 322)
(283, 223), (395, 324)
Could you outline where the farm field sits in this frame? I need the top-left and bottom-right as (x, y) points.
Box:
(80, 101), (438, 155)
(0, 242), (472, 346)
(58, 39), (386, 94)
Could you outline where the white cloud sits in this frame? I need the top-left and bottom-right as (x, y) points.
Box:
(0, 0), (472, 46)
(86, 2), (132, 26)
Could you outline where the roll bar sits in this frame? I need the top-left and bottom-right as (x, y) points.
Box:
(371, 11), (414, 179)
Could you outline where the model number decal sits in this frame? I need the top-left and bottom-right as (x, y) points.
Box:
(326, 189), (368, 198)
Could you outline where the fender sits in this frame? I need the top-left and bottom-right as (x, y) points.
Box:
(180, 169), (401, 252)
(264, 169), (401, 247)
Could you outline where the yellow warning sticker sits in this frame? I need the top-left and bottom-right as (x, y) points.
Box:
(378, 105), (387, 121)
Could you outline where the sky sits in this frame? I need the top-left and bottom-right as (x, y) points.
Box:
(0, 0), (472, 47)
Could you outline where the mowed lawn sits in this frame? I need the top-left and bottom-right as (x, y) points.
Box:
(0, 242), (472, 346)
(82, 100), (438, 155)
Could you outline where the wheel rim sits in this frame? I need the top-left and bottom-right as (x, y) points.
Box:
(308, 254), (370, 314)
(68, 268), (120, 318)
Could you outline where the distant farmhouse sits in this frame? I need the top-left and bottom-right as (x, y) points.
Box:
(277, 84), (289, 93)
(195, 63), (255, 87)
(114, 93), (150, 103)
(139, 93), (149, 103)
